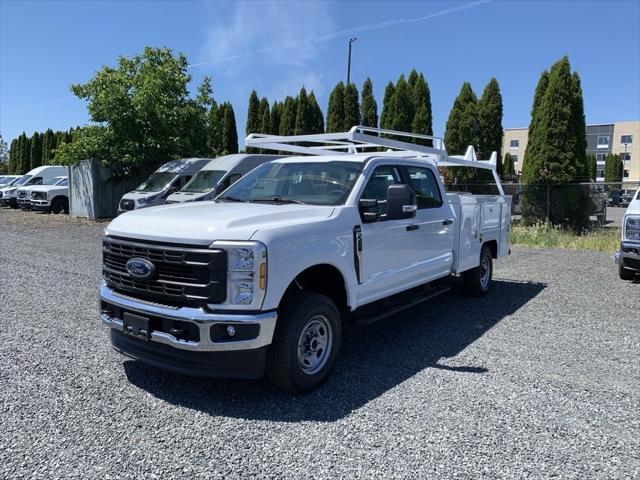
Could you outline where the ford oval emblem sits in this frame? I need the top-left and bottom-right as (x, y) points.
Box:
(126, 257), (155, 280)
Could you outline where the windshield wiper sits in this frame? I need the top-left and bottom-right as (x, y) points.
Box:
(217, 195), (248, 203)
(252, 196), (306, 205)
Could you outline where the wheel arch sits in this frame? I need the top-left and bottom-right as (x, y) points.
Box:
(279, 263), (351, 313)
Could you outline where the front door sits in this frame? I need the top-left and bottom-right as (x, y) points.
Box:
(357, 165), (423, 305)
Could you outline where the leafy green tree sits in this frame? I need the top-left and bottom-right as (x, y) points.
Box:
(326, 82), (345, 133)
(360, 78), (378, 128)
(61, 47), (213, 174)
(478, 78), (503, 173)
(604, 154), (622, 182)
(343, 82), (360, 130)
(294, 87), (311, 135)
(0, 134), (8, 174)
(279, 96), (297, 136)
(411, 73), (432, 145)
(503, 152), (515, 177)
(29, 132), (43, 170)
(380, 81), (396, 130)
(308, 92), (325, 134)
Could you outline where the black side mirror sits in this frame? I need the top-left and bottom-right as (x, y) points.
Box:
(386, 184), (416, 220)
(359, 198), (380, 223)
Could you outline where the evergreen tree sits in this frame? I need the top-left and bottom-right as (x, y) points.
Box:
(444, 82), (479, 155)
(308, 92), (325, 134)
(221, 103), (239, 154)
(270, 101), (282, 135)
(522, 70), (549, 181)
(343, 82), (360, 130)
(521, 56), (589, 228)
(503, 152), (515, 177)
(411, 73), (433, 145)
(380, 81), (396, 130)
(360, 78), (378, 128)
(389, 75), (413, 133)
(326, 82), (345, 133)
(30, 132), (43, 170)
(604, 154), (622, 182)
(585, 153), (597, 181)
(279, 96), (297, 136)
(259, 98), (270, 133)
(207, 102), (222, 155)
(8, 138), (17, 174)
(294, 87), (311, 135)
(570, 72), (587, 180)
(42, 129), (55, 164)
(407, 69), (419, 92)
(478, 78), (503, 179)
(246, 90), (261, 153)
(17, 133), (30, 174)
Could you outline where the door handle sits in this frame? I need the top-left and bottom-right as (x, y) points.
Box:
(443, 219), (454, 225)
(406, 224), (420, 231)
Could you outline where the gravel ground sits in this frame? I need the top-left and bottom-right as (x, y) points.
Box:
(1, 208), (638, 479)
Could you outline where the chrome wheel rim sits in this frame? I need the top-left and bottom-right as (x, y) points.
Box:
(480, 256), (491, 289)
(297, 315), (333, 375)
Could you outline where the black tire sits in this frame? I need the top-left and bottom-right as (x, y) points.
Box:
(619, 261), (635, 281)
(266, 292), (342, 394)
(51, 197), (69, 214)
(461, 245), (493, 297)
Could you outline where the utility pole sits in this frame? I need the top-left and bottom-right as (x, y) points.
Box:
(346, 37), (357, 85)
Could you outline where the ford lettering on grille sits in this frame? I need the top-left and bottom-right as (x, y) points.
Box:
(126, 258), (155, 280)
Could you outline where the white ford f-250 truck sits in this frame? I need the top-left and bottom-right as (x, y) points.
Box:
(100, 127), (511, 393)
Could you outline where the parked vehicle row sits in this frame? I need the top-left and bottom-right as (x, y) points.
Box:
(117, 154), (282, 214)
(0, 165), (69, 213)
(100, 127), (513, 393)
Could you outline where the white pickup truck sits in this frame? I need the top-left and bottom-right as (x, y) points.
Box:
(100, 127), (511, 393)
(616, 187), (640, 280)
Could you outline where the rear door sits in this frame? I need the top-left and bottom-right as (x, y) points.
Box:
(402, 165), (454, 280)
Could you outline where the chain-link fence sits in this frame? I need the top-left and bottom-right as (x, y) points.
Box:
(445, 181), (639, 229)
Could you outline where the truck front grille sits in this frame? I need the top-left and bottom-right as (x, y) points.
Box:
(102, 237), (227, 306)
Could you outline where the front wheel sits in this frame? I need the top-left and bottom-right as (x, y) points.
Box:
(461, 245), (493, 297)
(619, 261), (635, 280)
(266, 292), (342, 393)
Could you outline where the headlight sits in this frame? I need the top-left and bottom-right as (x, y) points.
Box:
(624, 215), (640, 242)
(208, 241), (267, 309)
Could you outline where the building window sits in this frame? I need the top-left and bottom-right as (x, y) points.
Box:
(597, 153), (607, 162)
(509, 139), (519, 149)
(624, 170), (629, 178)
(620, 152), (631, 161)
(621, 135), (633, 144)
(511, 155), (518, 163)
(597, 169), (605, 178)
(597, 136), (610, 147)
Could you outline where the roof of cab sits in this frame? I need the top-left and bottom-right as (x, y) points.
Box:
(25, 165), (67, 176)
(155, 158), (213, 174)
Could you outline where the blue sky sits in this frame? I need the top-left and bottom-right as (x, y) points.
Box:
(1, 0), (639, 147)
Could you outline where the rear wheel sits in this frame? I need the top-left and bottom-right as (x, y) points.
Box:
(461, 245), (493, 297)
(266, 292), (341, 393)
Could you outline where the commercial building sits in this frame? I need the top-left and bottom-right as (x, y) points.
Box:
(502, 120), (640, 182)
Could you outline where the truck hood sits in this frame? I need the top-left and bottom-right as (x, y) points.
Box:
(165, 191), (208, 203)
(29, 185), (68, 193)
(105, 201), (335, 245)
(626, 196), (640, 216)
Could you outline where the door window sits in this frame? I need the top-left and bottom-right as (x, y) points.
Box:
(404, 166), (442, 208)
(361, 165), (402, 217)
(219, 173), (242, 192)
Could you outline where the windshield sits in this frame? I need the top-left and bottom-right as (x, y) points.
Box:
(181, 170), (226, 193)
(14, 175), (32, 186)
(135, 172), (176, 192)
(219, 161), (363, 206)
(44, 177), (65, 186)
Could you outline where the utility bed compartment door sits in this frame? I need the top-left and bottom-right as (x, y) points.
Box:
(449, 194), (482, 273)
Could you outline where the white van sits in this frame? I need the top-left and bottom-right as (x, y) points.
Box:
(0, 165), (67, 208)
(117, 158), (211, 215)
(165, 154), (283, 204)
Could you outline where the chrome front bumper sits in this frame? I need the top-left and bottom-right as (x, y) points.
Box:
(100, 284), (277, 352)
